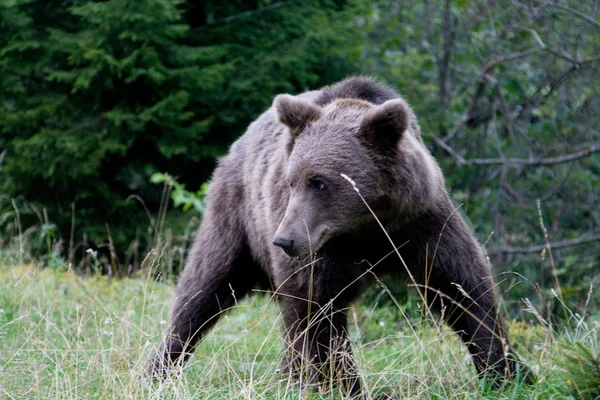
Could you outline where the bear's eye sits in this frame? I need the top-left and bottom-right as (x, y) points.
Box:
(308, 179), (327, 192)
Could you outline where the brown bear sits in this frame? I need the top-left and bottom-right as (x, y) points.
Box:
(147, 77), (531, 395)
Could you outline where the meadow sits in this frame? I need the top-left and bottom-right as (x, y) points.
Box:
(1, 261), (597, 399)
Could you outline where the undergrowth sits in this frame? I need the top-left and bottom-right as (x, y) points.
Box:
(0, 262), (598, 399)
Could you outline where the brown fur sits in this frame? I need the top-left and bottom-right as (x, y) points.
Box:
(147, 77), (532, 395)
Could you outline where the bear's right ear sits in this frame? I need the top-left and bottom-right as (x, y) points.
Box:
(360, 99), (410, 150)
(274, 94), (323, 136)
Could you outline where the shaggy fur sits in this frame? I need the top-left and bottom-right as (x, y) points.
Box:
(147, 77), (531, 395)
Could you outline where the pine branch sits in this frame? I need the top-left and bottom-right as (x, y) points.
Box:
(192, 1), (295, 30)
(537, 1), (600, 29)
(524, 27), (600, 65)
(489, 234), (600, 254)
(428, 135), (600, 167)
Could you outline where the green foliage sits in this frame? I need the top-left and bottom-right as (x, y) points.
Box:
(358, 0), (600, 314)
(150, 172), (207, 212)
(558, 341), (600, 398)
(0, 0), (361, 263)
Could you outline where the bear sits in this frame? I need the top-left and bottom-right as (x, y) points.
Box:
(147, 77), (531, 395)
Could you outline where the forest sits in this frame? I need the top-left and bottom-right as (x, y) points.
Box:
(1, 1), (599, 398)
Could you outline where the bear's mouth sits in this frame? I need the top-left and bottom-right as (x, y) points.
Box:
(282, 227), (331, 260)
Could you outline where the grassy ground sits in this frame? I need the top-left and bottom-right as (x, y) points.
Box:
(0, 264), (597, 399)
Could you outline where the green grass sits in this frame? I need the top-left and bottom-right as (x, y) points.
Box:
(0, 264), (597, 399)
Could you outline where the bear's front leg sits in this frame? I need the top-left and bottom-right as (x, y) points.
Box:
(146, 175), (264, 378)
(410, 209), (535, 385)
(280, 296), (362, 396)
(146, 243), (262, 378)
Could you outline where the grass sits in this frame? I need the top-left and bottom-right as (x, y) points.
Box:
(0, 263), (597, 399)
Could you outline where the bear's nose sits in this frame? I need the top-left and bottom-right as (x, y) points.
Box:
(272, 237), (294, 251)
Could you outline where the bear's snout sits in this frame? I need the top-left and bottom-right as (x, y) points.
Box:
(272, 237), (294, 255)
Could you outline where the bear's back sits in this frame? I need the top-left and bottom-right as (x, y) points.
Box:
(315, 76), (400, 107)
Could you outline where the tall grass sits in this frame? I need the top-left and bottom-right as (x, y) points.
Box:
(0, 257), (598, 399)
(0, 179), (199, 279)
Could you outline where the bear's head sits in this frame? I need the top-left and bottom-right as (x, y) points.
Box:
(271, 94), (437, 259)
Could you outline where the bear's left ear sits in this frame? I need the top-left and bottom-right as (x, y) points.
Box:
(274, 94), (323, 136)
(360, 99), (410, 149)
